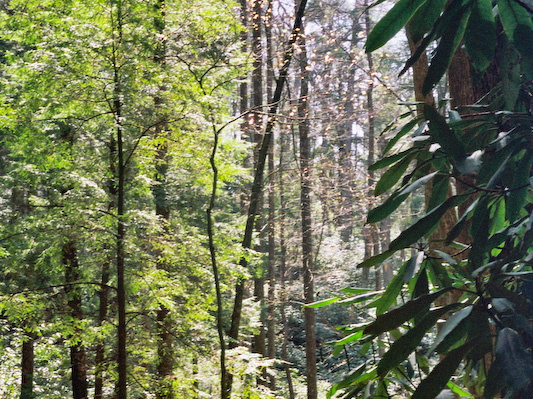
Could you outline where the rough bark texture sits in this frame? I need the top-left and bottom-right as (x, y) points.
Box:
(20, 334), (34, 399)
(63, 241), (89, 399)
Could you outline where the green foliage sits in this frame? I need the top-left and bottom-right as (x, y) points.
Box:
(330, 3), (533, 398)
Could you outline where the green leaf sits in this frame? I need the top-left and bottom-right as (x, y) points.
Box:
(382, 117), (422, 155)
(337, 290), (383, 305)
(423, 4), (472, 95)
(370, 148), (417, 171)
(411, 342), (473, 399)
(363, 288), (452, 336)
(365, 0), (430, 53)
(495, 327), (533, 392)
(427, 174), (450, 211)
(389, 194), (466, 252)
(424, 104), (468, 161)
(304, 297), (340, 308)
(407, 0), (447, 43)
(357, 249), (396, 268)
(367, 192), (410, 224)
(334, 330), (364, 346)
(374, 258), (409, 315)
(464, 0), (497, 72)
(374, 152), (416, 196)
(498, 0), (533, 79)
(404, 251), (424, 283)
(427, 306), (472, 355)
(368, 171), (438, 224)
(377, 304), (459, 376)
(507, 150), (533, 222)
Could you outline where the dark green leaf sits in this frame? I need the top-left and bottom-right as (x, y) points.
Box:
(389, 194), (466, 252)
(377, 304), (459, 376)
(495, 327), (533, 392)
(382, 117), (422, 155)
(365, 0), (429, 53)
(424, 104), (467, 161)
(427, 174), (450, 211)
(404, 251), (424, 283)
(370, 148), (417, 171)
(464, 0), (497, 72)
(363, 288), (452, 336)
(374, 259), (408, 315)
(427, 306), (472, 355)
(407, 0), (447, 43)
(498, 0), (533, 79)
(507, 150), (533, 222)
(411, 342), (473, 399)
(367, 192), (409, 224)
(357, 249), (395, 269)
(374, 153), (415, 196)
(368, 171), (438, 224)
(422, 4), (472, 94)
(484, 360), (505, 399)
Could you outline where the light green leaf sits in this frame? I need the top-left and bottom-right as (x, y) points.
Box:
(304, 297), (340, 308)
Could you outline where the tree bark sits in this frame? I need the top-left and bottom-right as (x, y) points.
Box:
(297, 31), (317, 399)
(20, 333), (34, 399)
(63, 241), (88, 399)
(279, 131), (295, 399)
(225, 2), (308, 395)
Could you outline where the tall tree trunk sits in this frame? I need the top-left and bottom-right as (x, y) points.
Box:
(225, 1), (309, 395)
(152, 2), (175, 398)
(297, 31), (317, 399)
(63, 241), (88, 399)
(95, 136), (117, 399)
(250, 0), (267, 363)
(265, 0), (277, 388)
(20, 333), (34, 399)
(94, 259), (110, 399)
(279, 131), (295, 399)
(111, 3), (128, 393)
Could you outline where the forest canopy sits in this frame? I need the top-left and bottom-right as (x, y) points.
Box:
(0, 0), (532, 398)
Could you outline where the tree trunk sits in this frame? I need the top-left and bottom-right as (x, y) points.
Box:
(225, 1), (309, 395)
(63, 241), (88, 399)
(94, 259), (110, 399)
(152, 2), (175, 398)
(297, 31), (317, 399)
(279, 131), (295, 399)
(20, 333), (34, 399)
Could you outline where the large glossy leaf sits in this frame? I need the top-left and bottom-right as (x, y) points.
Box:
(411, 341), (473, 399)
(495, 327), (533, 392)
(498, 0), (533, 79)
(363, 288), (452, 336)
(374, 258), (408, 315)
(365, 0), (429, 53)
(370, 148), (417, 171)
(367, 192), (409, 224)
(507, 150), (533, 222)
(424, 104), (467, 161)
(464, 0), (496, 72)
(374, 152), (416, 196)
(422, 4), (472, 94)
(389, 194), (466, 252)
(427, 306), (472, 355)
(382, 117), (422, 155)
(407, 0), (447, 43)
(357, 249), (395, 269)
(376, 304), (459, 376)
(368, 171), (438, 223)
